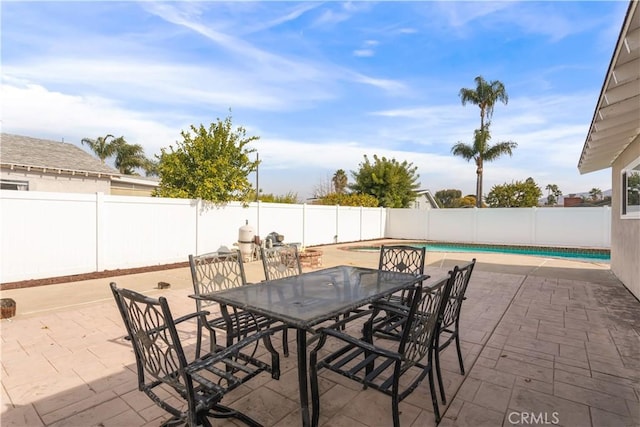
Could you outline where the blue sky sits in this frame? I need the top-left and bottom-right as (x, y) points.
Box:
(2, 1), (628, 200)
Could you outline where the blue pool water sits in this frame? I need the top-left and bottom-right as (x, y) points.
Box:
(351, 242), (610, 263)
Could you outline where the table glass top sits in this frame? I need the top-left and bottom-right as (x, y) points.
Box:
(195, 265), (426, 328)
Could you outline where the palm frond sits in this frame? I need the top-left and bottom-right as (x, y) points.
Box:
(451, 143), (476, 161)
(483, 141), (518, 161)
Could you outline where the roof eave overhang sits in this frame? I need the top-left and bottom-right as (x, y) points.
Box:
(578, 0), (640, 174)
(1, 163), (119, 179)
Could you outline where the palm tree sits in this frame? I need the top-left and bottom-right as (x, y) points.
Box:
(456, 76), (512, 207)
(451, 126), (517, 207)
(589, 187), (603, 201)
(459, 76), (509, 130)
(112, 137), (147, 175)
(545, 184), (562, 206)
(332, 169), (348, 194)
(142, 158), (159, 177)
(81, 134), (116, 163)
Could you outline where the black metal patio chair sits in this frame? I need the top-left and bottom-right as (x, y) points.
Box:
(309, 271), (454, 426)
(366, 245), (426, 336)
(377, 244), (426, 304)
(368, 258), (477, 405)
(260, 245), (303, 281)
(434, 258), (476, 404)
(110, 282), (280, 427)
(189, 250), (288, 358)
(259, 245), (305, 349)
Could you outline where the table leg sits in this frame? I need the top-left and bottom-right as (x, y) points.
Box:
(297, 328), (310, 427)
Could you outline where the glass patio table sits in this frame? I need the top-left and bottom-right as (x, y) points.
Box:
(191, 264), (427, 427)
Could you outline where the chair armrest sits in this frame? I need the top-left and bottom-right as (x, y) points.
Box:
(319, 327), (402, 361)
(187, 328), (276, 372)
(370, 300), (409, 317)
(322, 308), (375, 331)
(173, 310), (210, 325)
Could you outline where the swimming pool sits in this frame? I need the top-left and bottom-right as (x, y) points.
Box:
(349, 242), (610, 262)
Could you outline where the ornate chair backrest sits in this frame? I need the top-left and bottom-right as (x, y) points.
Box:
(440, 259), (476, 330)
(398, 272), (454, 367)
(189, 250), (248, 311)
(260, 245), (302, 281)
(378, 245), (426, 304)
(110, 283), (193, 411)
(378, 245), (426, 275)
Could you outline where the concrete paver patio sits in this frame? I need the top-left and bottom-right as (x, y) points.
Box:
(1, 240), (639, 426)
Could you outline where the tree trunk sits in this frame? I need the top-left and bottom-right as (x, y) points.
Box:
(476, 162), (483, 208)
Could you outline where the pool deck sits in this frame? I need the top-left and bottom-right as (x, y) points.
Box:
(1, 239), (639, 426)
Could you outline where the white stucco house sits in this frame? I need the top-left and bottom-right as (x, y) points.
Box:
(578, 0), (640, 299)
(412, 189), (440, 210)
(0, 133), (159, 196)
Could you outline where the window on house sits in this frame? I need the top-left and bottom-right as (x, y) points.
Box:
(622, 156), (640, 218)
(0, 179), (29, 191)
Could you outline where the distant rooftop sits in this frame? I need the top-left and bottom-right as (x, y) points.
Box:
(0, 133), (119, 176)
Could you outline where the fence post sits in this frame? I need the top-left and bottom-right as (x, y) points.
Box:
(531, 207), (537, 245)
(195, 198), (201, 255)
(302, 203), (306, 248)
(95, 192), (104, 273)
(257, 200), (262, 244)
(335, 205), (340, 243)
(472, 207), (478, 243)
(425, 208), (430, 240)
(360, 206), (363, 241)
(603, 206), (611, 247)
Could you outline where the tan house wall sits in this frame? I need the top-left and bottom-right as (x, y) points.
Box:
(0, 169), (111, 194)
(610, 136), (640, 300)
(110, 182), (156, 196)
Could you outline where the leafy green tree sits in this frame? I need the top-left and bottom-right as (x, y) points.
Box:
(332, 169), (348, 194)
(112, 137), (147, 175)
(457, 76), (513, 207)
(155, 115), (259, 203)
(435, 189), (462, 208)
(257, 192), (299, 204)
(317, 192), (379, 207)
(452, 125), (517, 208)
(349, 154), (419, 208)
(589, 187), (603, 201)
(459, 195), (478, 207)
(81, 134), (117, 163)
(142, 158), (159, 177)
(486, 177), (542, 207)
(545, 184), (562, 206)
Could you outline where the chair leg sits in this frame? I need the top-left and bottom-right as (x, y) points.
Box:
(203, 403), (263, 427)
(435, 343), (447, 404)
(391, 394), (401, 427)
(454, 330), (465, 375)
(309, 336), (326, 427)
(282, 327), (289, 357)
(428, 362), (441, 424)
(195, 323), (203, 359)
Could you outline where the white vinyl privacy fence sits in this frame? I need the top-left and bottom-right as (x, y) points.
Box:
(0, 191), (386, 283)
(0, 190), (610, 283)
(385, 206), (611, 248)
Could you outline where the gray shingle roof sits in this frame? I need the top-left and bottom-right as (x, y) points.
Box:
(0, 133), (119, 175)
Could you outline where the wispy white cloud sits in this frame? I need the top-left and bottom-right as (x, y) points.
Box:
(353, 39), (379, 57)
(311, 2), (371, 28)
(2, 78), (179, 158)
(354, 49), (375, 57)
